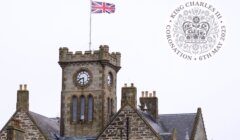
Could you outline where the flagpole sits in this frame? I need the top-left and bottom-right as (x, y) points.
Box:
(89, 0), (92, 51)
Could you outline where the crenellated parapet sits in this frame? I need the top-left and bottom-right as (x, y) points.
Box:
(59, 45), (121, 69)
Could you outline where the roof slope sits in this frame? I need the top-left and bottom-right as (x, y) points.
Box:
(138, 110), (165, 134)
(29, 111), (60, 140)
(158, 113), (196, 140)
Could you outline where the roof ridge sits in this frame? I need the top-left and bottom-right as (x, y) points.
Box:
(29, 111), (60, 122)
(29, 111), (48, 118)
(159, 113), (196, 116)
(29, 111), (56, 119)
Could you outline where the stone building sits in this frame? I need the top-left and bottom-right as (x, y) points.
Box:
(0, 46), (207, 140)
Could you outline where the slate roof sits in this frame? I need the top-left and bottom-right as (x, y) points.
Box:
(19, 110), (196, 140)
(138, 110), (165, 134)
(0, 111), (197, 140)
(136, 108), (197, 140)
(158, 113), (196, 140)
(29, 111), (60, 140)
(25, 111), (196, 140)
(137, 109), (197, 140)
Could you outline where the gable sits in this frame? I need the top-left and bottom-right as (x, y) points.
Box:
(97, 105), (161, 140)
(0, 111), (46, 140)
(191, 109), (207, 140)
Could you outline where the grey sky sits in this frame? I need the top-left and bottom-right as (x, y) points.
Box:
(0, 0), (239, 140)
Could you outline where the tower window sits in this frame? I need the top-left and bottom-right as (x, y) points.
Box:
(71, 96), (78, 122)
(107, 98), (110, 118)
(80, 96), (85, 121)
(88, 95), (93, 121)
(107, 72), (113, 87)
(111, 99), (113, 115)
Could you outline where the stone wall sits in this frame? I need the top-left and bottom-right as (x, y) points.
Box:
(59, 46), (119, 137)
(98, 105), (161, 140)
(0, 111), (45, 140)
(192, 113), (207, 140)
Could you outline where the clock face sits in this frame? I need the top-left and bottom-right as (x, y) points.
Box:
(76, 70), (91, 86)
(107, 73), (113, 86)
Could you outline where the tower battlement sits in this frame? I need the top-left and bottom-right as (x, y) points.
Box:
(59, 45), (121, 67)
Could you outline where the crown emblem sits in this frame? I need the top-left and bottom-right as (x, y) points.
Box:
(182, 16), (210, 43)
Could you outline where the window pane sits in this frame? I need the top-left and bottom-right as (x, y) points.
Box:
(108, 98), (110, 116)
(80, 96), (85, 120)
(72, 96), (77, 122)
(111, 99), (113, 115)
(88, 96), (93, 121)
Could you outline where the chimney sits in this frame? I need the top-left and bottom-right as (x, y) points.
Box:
(121, 83), (137, 108)
(16, 84), (29, 112)
(139, 91), (158, 120)
(7, 119), (24, 140)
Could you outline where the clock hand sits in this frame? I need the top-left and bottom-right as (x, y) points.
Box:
(79, 77), (84, 84)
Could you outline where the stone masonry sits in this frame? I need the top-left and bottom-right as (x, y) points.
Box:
(98, 105), (161, 140)
(0, 111), (45, 140)
(58, 45), (121, 137)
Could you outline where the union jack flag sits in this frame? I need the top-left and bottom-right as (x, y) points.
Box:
(91, 1), (115, 14)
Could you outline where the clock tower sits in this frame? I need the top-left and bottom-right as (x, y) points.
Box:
(58, 45), (121, 137)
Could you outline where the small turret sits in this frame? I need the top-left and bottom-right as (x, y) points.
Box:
(16, 84), (29, 112)
(99, 45), (109, 52)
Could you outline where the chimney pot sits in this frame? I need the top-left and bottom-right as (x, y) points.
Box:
(145, 91), (148, 97)
(149, 93), (152, 97)
(153, 91), (156, 97)
(23, 84), (27, 91)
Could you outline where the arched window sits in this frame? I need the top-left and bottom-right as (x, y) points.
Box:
(107, 72), (113, 87)
(80, 96), (85, 121)
(110, 99), (113, 115)
(88, 95), (93, 121)
(107, 98), (111, 118)
(72, 96), (78, 122)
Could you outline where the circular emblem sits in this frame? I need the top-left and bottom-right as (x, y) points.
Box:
(74, 69), (92, 87)
(166, 1), (226, 60)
